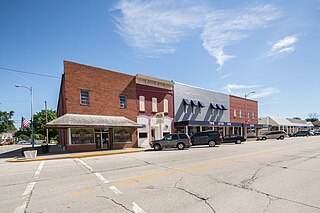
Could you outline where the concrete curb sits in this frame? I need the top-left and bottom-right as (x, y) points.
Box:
(6, 149), (146, 163)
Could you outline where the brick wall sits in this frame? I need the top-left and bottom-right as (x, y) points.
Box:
(63, 61), (137, 121)
(230, 95), (258, 124)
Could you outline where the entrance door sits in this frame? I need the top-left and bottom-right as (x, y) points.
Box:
(95, 133), (101, 149)
(151, 128), (155, 141)
(101, 132), (109, 149)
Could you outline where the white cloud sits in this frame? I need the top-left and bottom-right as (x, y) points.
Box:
(112, 1), (281, 66)
(218, 73), (232, 80)
(111, 0), (205, 56)
(268, 35), (298, 57)
(222, 84), (279, 98)
(201, 5), (280, 69)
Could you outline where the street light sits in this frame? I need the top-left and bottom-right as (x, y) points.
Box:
(244, 91), (255, 137)
(15, 84), (34, 149)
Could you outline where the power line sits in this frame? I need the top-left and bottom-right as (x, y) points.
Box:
(0, 67), (61, 79)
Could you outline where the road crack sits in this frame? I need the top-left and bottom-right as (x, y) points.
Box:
(173, 176), (216, 212)
(97, 196), (134, 213)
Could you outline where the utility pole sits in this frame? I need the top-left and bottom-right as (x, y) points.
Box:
(45, 101), (49, 145)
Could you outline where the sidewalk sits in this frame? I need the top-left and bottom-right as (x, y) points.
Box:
(6, 148), (147, 163)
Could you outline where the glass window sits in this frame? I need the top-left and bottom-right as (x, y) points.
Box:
(71, 128), (94, 144)
(139, 96), (145, 111)
(164, 99), (169, 113)
(234, 109), (237, 117)
(171, 134), (179, 140)
(179, 134), (188, 139)
(80, 90), (89, 105)
(139, 132), (148, 138)
(192, 106), (196, 114)
(248, 112), (250, 118)
(252, 112), (255, 119)
(239, 110), (242, 118)
(152, 97), (158, 112)
(184, 105), (188, 113)
(114, 128), (132, 142)
(120, 95), (126, 109)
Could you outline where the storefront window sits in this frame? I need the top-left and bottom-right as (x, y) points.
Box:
(71, 128), (94, 144)
(114, 128), (132, 142)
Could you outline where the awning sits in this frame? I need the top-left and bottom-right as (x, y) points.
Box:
(191, 100), (199, 106)
(198, 101), (205, 108)
(210, 103), (217, 109)
(183, 98), (191, 105)
(215, 104), (222, 110)
(46, 114), (143, 128)
(221, 104), (228, 110)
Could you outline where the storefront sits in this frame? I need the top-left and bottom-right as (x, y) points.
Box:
(46, 114), (142, 152)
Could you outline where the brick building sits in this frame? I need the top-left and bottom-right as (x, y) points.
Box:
(47, 61), (141, 152)
(229, 95), (265, 137)
(136, 74), (174, 147)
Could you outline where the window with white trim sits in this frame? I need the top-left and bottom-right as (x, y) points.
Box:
(163, 99), (168, 113)
(152, 97), (158, 112)
(234, 109), (237, 117)
(252, 112), (255, 119)
(192, 106), (196, 114)
(80, 90), (89, 105)
(239, 110), (242, 118)
(139, 96), (145, 112)
(119, 95), (126, 109)
(248, 112), (250, 119)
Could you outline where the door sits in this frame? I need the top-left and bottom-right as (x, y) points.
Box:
(151, 129), (156, 141)
(101, 132), (109, 149)
(95, 133), (101, 149)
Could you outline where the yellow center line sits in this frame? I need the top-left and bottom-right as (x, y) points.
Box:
(112, 141), (317, 187)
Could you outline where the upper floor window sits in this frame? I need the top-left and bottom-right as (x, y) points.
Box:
(234, 109), (237, 117)
(248, 112), (250, 119)
(239, 110), (242, 118)
(252, 112), (255, 119)
(120, 95), (126, 109)
(80, 90), (89, 105)
(163, 99), (169, 113)
(139, 96), (145, 112)
(152, 97), (158, 112)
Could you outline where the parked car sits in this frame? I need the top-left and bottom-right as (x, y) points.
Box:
(17, 140), (28, 144)
(190, 131), (222, 147)
(0, 141), (13, 146)
(257, 130), (287, 140)
(314, 131), (320, 135)
(149, 133), (191, 151)
(223, 134), (246, 144)
(293, 130), (311, 137)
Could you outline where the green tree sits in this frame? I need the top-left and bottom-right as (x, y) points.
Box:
(0, 110), (16, 132)
(33, 109), (58, 141)
(306, 113), (319, 122)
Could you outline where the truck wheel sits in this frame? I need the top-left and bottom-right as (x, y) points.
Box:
(177, 143), (185, 150)
(209, 140), (216, 147)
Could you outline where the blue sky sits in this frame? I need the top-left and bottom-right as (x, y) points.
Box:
(1, 0), (319, 128)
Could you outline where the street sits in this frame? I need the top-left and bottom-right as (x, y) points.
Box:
(1, 136), (320, 213)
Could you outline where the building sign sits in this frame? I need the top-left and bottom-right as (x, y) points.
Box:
(71, 128), (94, 144)
(114, 128), (132, 142)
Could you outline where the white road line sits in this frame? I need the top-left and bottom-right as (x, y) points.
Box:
(94, 172), (109, 184)
(15, 161), (45, 213)
(109, 186), (123, 195)
(22, 181), (36, 196)
(132, 202), (146, 213)
(33, 161), (45, 179)
(76, 158), (93, 172)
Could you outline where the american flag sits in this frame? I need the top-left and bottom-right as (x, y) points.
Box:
(21, 116), (30, 131)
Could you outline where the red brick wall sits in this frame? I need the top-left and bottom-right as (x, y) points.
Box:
(230, 95), (258, 124)
(136, 84), (174, 118)
(63, 61), (137, 121)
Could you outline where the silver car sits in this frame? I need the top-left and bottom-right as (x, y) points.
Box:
(257, 131), (287, 140)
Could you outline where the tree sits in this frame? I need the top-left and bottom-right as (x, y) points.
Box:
(33, 109), (58, 141)
(306, 113), (319, 122)
(0, 111), (16, 132)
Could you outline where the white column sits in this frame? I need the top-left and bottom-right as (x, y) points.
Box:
(200, 126), (203, 132)
(185, 126), (188, 135)
(232, 127), (235, 134)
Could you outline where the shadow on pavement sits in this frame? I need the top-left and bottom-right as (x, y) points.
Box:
(0, 148), (23, 158)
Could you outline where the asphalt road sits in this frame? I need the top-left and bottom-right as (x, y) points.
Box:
(1, 136), (320, 213)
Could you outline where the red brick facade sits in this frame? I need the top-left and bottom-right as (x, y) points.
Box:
(57, 61), (138, 152)
(136, 84), (174, 118)
(229, 95), (258, 124)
